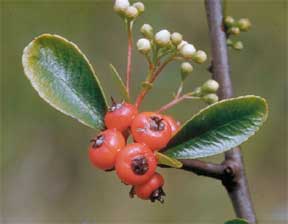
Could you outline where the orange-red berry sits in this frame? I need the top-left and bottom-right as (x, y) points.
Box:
(104, 101), (138, 132)
(131, 112), (172, 151)
(115, 143), (157, 185)
(133, 172), (165, 203)
(88, 129), (125, 171)
(163, 115), (180, 136)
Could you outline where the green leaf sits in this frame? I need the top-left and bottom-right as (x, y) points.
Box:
(225, 218), (248, 224)
(164, 96), (268, 159)
(22, 34), (107, 130)
(109, 64), (130, 102)
(156, 152), (183, 168)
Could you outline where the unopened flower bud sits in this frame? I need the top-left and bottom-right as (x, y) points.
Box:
(203, 93), (219, 104)
(233, 41), (244, 50)
(155, 29), (171, 47)
(114, 0), (130, 14)
(180, 44), (196, 59)
(193, 50), (207, 64)
(125, 6), (138, 19)
(133, 2), (145, 15)
(177, 40), (188, 50)
(237, 18), (251, 31)
(224, 16), (235, 27)
(193, 87), (202, 97)
(140, 24), (153, 39)
(171, 32), (183, 45)
(229, 26), (240, 35)
(180, 62), (193, 81)
(137, 38), (151, 54)
(202, 79), (219, 93)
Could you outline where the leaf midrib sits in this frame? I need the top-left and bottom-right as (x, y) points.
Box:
(167, 110), (263, 151)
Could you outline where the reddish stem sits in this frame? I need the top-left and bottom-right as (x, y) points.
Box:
(135, 57), (174, 108)
(126, 24), (133, 98)
(157, 94), (187, 113)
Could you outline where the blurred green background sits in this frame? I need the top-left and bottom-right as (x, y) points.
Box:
(0, 0), (287, 223)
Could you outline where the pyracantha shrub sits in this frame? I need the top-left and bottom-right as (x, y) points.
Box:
(22, 0), (267, 204)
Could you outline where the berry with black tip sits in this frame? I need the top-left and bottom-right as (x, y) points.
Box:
(89, 129), (125, 170)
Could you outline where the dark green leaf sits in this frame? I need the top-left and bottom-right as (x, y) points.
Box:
(109, 64), (130, 102)
(225, 218), (248, 224)
(22, 34), (107, 130)
(156, 152), (183, 168)
(164, 96), (268, 159)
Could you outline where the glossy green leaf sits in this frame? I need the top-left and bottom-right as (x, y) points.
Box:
(164, 96), (268, 159)
(156, 152), (183, 168)
(109, 64), (130, 102)
(225, 218), (248, 224)
(22, 34), (107, 130)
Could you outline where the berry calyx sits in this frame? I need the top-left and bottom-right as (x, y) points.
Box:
(163, 115), (180, 136)
(133, 172), (165, 203)
(115, 143), (157, 185)
(131, 112), (172, 151)
(104, 100), (138, 132)
(89, 129), (125, 171)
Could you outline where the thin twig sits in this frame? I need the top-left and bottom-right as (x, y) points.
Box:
(135, 57), (174, 108)
(126, 22), (133, 98)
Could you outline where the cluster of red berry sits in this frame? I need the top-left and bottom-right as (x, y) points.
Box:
(88, 101), (180, 203)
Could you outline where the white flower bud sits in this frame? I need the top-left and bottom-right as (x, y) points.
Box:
(171, 32), (183, 45)
(154, 29), (171, 47)
(180, 62), (193, 81)
(224, 16), (235, 27)
(140, 24), (153, 39)
(203, 93), (219, 104)
(133, 2), (145, 14)
(180, 44), (196, 59)
(237, 18), (251, 31)
(229, 26), (240, 35)
(137, 38), (151, 54)
(193, 50), (207, 64)
(125, 6), (138, 19)
(202, 79), (219, 93)
(114, 0), (130, 14)
(193, 87), (202, 97)
(233, 41), (244, 50)
(181, 62), (193, 74)
(177, 40), (188, 50)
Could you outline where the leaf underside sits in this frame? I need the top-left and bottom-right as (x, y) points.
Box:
(22, 34), (107, 130)
(164, 96), (268, 159)
(156, 152), (183, 168)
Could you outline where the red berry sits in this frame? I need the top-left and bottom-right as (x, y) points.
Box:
(115, 143), (157, 185)
(131, 112), (172, 151)
(104, 101), (138, 132)
(89, 129), (125, 171)
(163, 115), (180, 136)
(133, 173), (165, 203)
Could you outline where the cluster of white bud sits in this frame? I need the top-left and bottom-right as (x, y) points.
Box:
(192, 79), (219, 104)
(114, 0), (145, 20)
(137, 38), (151, 54)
